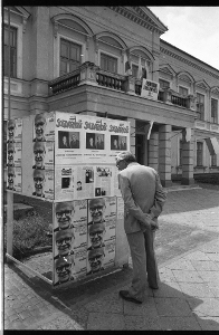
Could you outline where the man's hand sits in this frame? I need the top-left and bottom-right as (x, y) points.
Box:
(141, 213), (159, 232)
(151, 221), (159, 231)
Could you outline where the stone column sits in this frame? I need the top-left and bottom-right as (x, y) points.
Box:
(148, 132), (159, 171)
(181, 128), (194, 185)
(127, 118), (136, 155)
(159, 124), (172, 187)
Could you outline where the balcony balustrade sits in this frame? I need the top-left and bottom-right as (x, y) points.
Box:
(96, 70), (125, 91)
(48, 61), (195, 111)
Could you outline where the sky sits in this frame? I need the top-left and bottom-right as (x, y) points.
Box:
(148, 6), (219, 70)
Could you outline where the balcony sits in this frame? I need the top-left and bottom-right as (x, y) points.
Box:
(48, 62), (195, 110)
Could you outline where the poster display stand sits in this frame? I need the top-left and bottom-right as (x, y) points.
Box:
(6, 112), (130, 287)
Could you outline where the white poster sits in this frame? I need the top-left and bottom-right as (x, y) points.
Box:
(31, 169), (54, 199)
(55, 112), (84, 164)
(7, 166), (22, 192)
(107, 119), (130, 163)
(55, 165), (75, 201)
(104, 196), (117, 221)
(117, 197), (125, 220)
(7, 142), (22, 167)
(94, 166), (114, 197)
(32, 141), (54, 170)
(83, 117), (108, 163)
(141, 79), (160, 100)
(86, 246), (105, 276)
(32, 112), (55, 142)
(7, 118), (22, 143)
(104, 239), (115, 269)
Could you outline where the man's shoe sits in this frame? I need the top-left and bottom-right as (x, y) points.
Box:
(119, 290), (142, 304)
(149, 285), (159, 290)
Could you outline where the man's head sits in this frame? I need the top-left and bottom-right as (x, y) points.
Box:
(33, 169), (45, 196)
(33, 142), (46, 168)
(8, 120), (16, 139)
(56, 201), (75, 230)
(77, 181), (82, 190)
(88, 247), (105, 273)
(88, 222), (105, 249)
(56, 229), (75, 257)
(89, 137), (94, 146)
(8, 167), (15, 189)
(115, 151), (136, 171)
(89, 198), (106, 223)
(55, 257), (72, 284)
(71, 133), (77, 141)
(34, 114), (46, 141)
(62, 136), (67, 145)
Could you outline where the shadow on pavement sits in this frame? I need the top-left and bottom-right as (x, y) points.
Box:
(163, 188), (219, 214)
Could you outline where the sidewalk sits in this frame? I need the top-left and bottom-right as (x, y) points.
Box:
(4, 186), (219, 330)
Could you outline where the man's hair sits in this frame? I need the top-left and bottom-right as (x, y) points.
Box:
(89, 198), (105, 209)
(116, 151), (136, 164)
(56, 201), (74, 213)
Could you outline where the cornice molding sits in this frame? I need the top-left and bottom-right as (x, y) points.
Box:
(109, 7), (164, 34)
(160, 46), (219, 81)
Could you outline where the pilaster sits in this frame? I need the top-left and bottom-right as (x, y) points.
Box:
(159, 124), (172, 187)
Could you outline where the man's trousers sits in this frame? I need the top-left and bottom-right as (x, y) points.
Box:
(126, 229), (160, 302)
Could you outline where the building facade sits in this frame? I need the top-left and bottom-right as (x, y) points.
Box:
(3, 6), (219, 186)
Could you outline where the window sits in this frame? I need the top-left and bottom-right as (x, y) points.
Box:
(100, 53), (117, 74)
(179, 86), (189, 97)
(132, 64), (138, 78)
(196, 93), (205, 121)
(211, 98), (218, 124)
(4, 25), (17, 78)
(159, 79), (170, 89)
(211, 154), (217, 167)
(197, 142), (203, 166)
(60, 38), (81, 76)
(179, 140), (183, 166)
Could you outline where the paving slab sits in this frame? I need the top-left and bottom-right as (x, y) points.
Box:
(187, 297), (219, 317)
(159, 316), (201, 330)
(87, 313), (125, 330)
(154, 297), (192, 317)
(124, 315), (162, 330)
(178, 282), (216, 298)
(196, 316), (219, 330)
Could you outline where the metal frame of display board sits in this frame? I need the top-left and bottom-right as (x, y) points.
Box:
(5, 190), (130, 289)
(6, 190), (54, 286)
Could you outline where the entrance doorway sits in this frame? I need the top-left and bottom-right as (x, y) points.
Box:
(136, 134), (146, 165)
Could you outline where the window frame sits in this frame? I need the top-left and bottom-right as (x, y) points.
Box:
(59, 38), (82, 76)
(3, 21), (22, 79)
(99, 50), (119, 74)
(210, 154), (217, 167)
(196, 92), (205, 121)
(57, 33), (85, 78)
(159, 78), (171, 90)
(211, 98), (218, 124)
(179, 85), (189, 97)
(196, 141), (203, 166)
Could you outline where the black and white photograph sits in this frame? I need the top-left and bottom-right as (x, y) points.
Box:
(3, 4), (219, 331)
